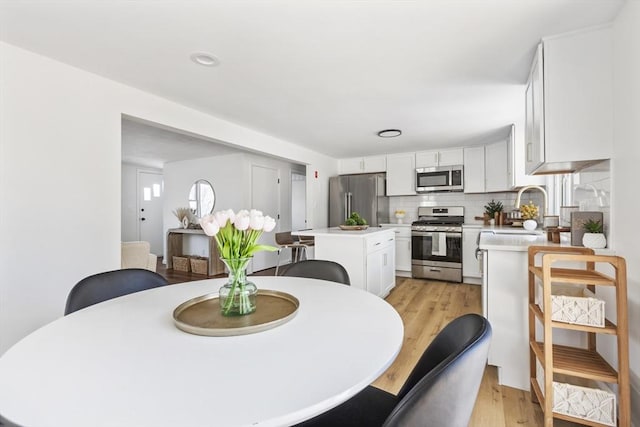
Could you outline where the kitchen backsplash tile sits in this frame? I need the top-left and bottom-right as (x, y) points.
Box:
(389, 192), (544, 224)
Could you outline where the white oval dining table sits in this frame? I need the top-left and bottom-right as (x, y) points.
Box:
(0, 276), (404, 427)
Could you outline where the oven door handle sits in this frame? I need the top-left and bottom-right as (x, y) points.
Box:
(411, 231), (461, 238)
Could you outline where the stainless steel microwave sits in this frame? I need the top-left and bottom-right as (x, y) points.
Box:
(416, 165), (464, 192)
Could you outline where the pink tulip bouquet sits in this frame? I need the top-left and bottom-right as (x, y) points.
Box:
(200, 209), (277, 316)
(200, 209), (277, 259)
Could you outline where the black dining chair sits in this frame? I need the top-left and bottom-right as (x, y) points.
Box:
(0, 413), (22, 427)
(295, 313), (491, 427)
(64, 268), (169, 315)
(280, 259), (351, 285)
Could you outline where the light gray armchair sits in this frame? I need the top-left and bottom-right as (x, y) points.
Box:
(121, 241), (158, 272)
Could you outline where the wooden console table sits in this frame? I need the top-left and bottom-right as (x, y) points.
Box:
(166, 228), (224, 276)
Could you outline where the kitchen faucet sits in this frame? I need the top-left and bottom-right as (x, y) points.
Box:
(514, 185), (548, 216)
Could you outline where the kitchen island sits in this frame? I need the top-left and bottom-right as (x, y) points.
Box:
(293, 227), (396, 298)
(479, 230), (613, 391)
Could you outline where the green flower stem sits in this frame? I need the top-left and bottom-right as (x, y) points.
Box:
(220, 258), (253, 315)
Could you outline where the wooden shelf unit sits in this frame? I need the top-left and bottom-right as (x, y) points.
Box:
(527, 246), (630, 427)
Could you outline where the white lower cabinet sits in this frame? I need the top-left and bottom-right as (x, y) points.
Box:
(313, 229), (395, 298)
(380, 225), (411, 276)
(462, 226), (481, 280)
(365, 232), (396, 297)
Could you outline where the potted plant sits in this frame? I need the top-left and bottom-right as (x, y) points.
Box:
(520, 201), (539, 231)
(582, 219), (606, 249)
(484, 200), (503, 225)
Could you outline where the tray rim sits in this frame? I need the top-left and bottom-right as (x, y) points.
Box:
(338, 224), (369, 230)
(173, 289), (299, 337)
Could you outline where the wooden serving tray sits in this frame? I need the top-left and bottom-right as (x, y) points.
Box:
(173, 290), (299, 336)
(339, 225), (369, 230)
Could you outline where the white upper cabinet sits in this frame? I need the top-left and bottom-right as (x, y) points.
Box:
(386, 153), (416, 196)
(526, 25), (613, 175)
(509, 124), (544, 188)
(525, 45), (545, 175)
(485, 140), (509, 192)
(464, 139), (510, 194)
(463, 146), (486, 193)
(415, 148), (463, 168)
(339, 155), (386, 174)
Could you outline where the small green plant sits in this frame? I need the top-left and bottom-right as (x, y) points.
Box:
(345, 212), (367, 226)
(583, 219), (603, 233)
(484, 199), (503, 216)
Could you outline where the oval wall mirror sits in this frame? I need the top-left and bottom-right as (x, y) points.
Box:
(189, 179), (215, 218)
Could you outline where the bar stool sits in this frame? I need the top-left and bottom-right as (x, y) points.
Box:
(296, 234), (315, 260)
(275, 231), (308, 276)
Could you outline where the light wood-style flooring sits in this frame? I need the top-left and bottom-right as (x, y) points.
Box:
(373, 276), (580, 427)
(157, 261), (579, 426)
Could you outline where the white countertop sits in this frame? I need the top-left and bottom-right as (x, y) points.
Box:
(293, 227), (394, 237)
(479, 232), (560, 251)
(379, 223), (411, 227)
(479, 230), (613, 253)
(465, 224), (545, 234)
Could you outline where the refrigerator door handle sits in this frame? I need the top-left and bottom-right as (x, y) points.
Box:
(347, 192), (352, 218)
(343, 193), (348, 222)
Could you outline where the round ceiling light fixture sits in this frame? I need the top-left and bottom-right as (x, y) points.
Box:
(377, 129), (402, 138)
(190, 52), (220, 67)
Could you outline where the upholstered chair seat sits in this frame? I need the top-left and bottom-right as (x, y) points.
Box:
(121, 241), (157, 272)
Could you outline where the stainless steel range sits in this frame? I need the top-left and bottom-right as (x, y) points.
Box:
(411, 206), (464, 282)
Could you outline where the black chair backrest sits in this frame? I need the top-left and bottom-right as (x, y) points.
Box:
(384, 313), (492, 427)
(65, 269), (169, 315)
(281, 260), (351, 285)
(0, 413), (21, 427)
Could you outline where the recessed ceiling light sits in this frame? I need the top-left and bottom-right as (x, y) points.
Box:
(190, 52), (220, 67)
(377, 129), (402, 138)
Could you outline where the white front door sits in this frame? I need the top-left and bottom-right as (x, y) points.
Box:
(138, 171), (164, 256)
(251, 165), (280, 272)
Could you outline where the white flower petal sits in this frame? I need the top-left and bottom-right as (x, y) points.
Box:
(263, 216), (276, 232)
(234, 215), (250, 231)
(200, 215), (220, 236)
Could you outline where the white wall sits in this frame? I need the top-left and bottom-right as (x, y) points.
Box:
(0, 42), (337, 355)
(612, 2), (640, 423)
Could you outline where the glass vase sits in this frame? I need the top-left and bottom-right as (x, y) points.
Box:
(219, 257), (257, 316)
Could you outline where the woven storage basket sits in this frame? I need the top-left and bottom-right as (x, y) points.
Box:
(536, 364), (616, 426)
(189, 256), (208, 275)
(172, 256), (190, 272)
(548, 285), (605, 327)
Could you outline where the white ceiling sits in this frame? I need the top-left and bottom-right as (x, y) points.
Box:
(0, 0), (625, 163)
(121, 118), (245, 169)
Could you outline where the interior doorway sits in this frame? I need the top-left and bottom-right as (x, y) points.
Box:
(138, 170), (164, 255)
(291, 171), (307, 231)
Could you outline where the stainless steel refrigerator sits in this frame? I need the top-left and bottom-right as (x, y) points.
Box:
(329, 173), (389, 227)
